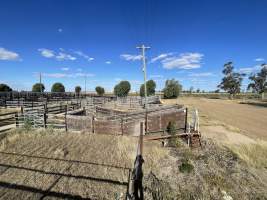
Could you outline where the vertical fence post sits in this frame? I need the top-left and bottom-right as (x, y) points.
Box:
(184, 108), (188, 133)
(44, 104), (47, 128)
(15, 112), (19, 128)
(4, 99), (7, 109)
(92, 115), (95, 133)
(65, 105), (67, 132)
(121, 118), (124, 135)
(139, 122), (143, 155)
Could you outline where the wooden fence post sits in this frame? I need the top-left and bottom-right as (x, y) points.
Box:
(15, 112), (19, 128)
(121, 118), (124, 135)
(44, 104), (47, 128)
(184, 108), (188, 133)
(92, 115), (95, 133)
(65, 105), (67, 132)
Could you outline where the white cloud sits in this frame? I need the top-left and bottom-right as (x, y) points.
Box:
(151, 53), (173, 63)
(150, 74), (163, 78)
(43, 72), (95, 78)
(61, 67), (69, 71)
(162, 52), (204, 69)
(74, 51), (94, 62)
(38, 48), (76, 61)
(105, 61), (111, 64)
(75, 73), (95, 77)
(38, 48), (55, 58)
(255, 58), (264, 62)
(239, 65), (261, 74)
(56, 52), (76, 61)
(77, 68), (82, 72)
(189, 72), (213, 77)
(120, 54), (142, 61)
(0, 47), (21, 61)
(43, 73), (67, 78)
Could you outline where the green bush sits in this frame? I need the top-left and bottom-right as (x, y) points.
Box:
(51, 82), (65, 92)
(179, 162), (194, 173)
(166, 121), (176, 135)
(114, 81), (131, 97)
(32, 83), (45, 92)
(163, 79), (182, 99)
(140, 80), (156, 97)
(95, 86), (105, 96)
(0, 83), (12, 92)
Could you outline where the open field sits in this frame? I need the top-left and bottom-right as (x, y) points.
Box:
(162, 97), (267, 141)
(0, 129), (266, 199)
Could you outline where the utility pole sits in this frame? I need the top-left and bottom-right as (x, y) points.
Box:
(136, 44), (150, 109)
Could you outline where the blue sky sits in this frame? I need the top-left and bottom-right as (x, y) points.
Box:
(1, 0), (267, 92)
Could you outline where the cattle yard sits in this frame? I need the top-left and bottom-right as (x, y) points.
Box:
(0, 92), (202, 199)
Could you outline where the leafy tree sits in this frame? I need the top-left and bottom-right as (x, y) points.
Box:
(163, 79), (182, 99)
(218, 62), (245, 99)
(32, 83), (45, 92)
(247, 63), (267, 99)
(114, 81), (131, 97)
(139, 80), (156, 97)
(51, 82), (65, 92)
(75, 86), (81, 96)
(0, 83), (12, 92)
(196, 88), (200, 93)
(95, 86), (105, 96)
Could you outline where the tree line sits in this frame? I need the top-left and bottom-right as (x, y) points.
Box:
(0, 79), (183, 98)
(1, 62), (266, 99)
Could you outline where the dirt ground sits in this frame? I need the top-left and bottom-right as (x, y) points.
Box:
(162, 97), (267, 141)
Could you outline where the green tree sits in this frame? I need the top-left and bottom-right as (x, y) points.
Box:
(95, 86), (105, 96)
(163, 79), (182, 99)
(189, 86), (194, 93)
(114, 81), (131, 97)
(51, 82), (65, 92)
(140, 80), (156, 97)
(75, 86), (81, 96)
(0, 83), (12, 92)
(247, 64), (267, 99)
(32, 83), (45, 92)
(218, 62), (245, 99)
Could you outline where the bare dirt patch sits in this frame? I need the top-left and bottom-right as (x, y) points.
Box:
(162, 97), (267, 140)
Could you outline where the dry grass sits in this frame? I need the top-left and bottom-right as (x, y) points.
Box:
(0, 128), (172, 199)
(229, 140), (267, 168)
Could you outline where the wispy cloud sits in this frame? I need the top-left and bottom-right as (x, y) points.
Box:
(255, 58), (264, 62)
(0, 47), (21, 61)
(58, 28), (63, 33)
(151, 53), (173, 63)
(105, 61), (111, 64)
(150, 74), (164, 79)
(161, 52), (204, 69)
(38, 48), (76, 61)
(61, 67), (69, 71)
(189, 72), (213, 77)
(43, 72), (95, 78)
(239, 65), (261, 74)
(120, 54), (142, 61)
(73, 51), (94, 62)
(38, 48), (55, 58)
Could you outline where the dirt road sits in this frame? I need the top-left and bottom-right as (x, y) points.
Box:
(162, 97), (267, 140)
